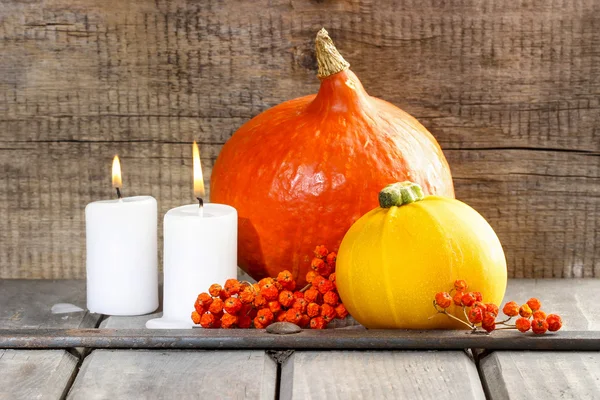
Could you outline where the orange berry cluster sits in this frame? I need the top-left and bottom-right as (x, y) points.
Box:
(434, 280), (563, 334)
(191, 245), (348, 329)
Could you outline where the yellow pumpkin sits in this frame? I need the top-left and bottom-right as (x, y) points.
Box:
(336, 182), (507, 329)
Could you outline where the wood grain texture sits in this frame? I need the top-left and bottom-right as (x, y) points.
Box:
(0, 0), (598, 278)
(281, 351), (485, 400)
(0, 279), (101, 328)
(480, 351), (600, 400)
(67, 349), (277, 400)
(0, 349), (78, 400)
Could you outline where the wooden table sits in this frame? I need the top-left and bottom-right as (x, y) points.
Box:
(1, 279), (599, 400)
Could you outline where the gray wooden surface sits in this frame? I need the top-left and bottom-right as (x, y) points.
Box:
(480, 351), (600, 400)
(0, 280), (100, 329)
(1, 0), (599, 280)
(281, 351), (485, 400)
(67, 349), (277, 400)
(0, 349), (78, 400)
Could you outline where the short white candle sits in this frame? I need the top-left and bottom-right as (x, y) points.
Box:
(147, 141), (237, 329)
(85, 156), (158, 316)
(146, 203), (237, 329)
(86, 198), (159, 315)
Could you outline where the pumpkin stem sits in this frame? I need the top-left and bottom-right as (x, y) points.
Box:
(379, 182), (425, 208)
(315, 28), (350, 79)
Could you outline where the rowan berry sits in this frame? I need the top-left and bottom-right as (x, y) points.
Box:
(293, 291), (304, 299)
(323, 291), (340, 306)
(219, 289), (229, 301)
(515, 317), (531, 332)
(196, 292), (212, 307)
(482, 321), (496, 332)
(299, 314), (311, 328)
(335, 304), (349, 319)
(191, 311), (202, 324)
(326, 252), (337, 265)
(306, 271), (319, 284)
(502, 301), (520, 317)
(321, 303), (337, 322)
(310, 316), (326, 329)
(253, 318), (266, 329)
(454, 279), (468, 291)
(532, 310), (547, 320)
(307, 302), (321, 318)
(276, 270), (296, 291)
(434, 292), (452, 309)
(258, 277), (275, 288)
(256, 308), (274, 325)
(224, 279), (242, 296)
(311, 257), (326, 272)
(546, 314), (563, 332)
(485, 303), (499, 316)
(531, 318), (548, 334)
(527, 298), (542, 312)
(239, 288), (256, 304)
(208, 298), (224, 314)
(268, 301), (282, 314)
(253, 293), (267, 308)
(462, 292), (477, 307)
(304, 288), (320, 304)
(194, 301), (205, 315)
(293, 298), (308, 314)
(224, 297), (242, 315)
(473, 292), (483, 302)
(276, 311), (287, 323)
(274, 281), (283, 291)
(483, 312), (496, 327)
(317, 278), (334, 295)
(314, 245), (328, 258)
(328, 273), (336, 282)
(453, 291), (464, 306)
(208, 283), (222, 298)
(238, 314), (252, 329)
(278, 290), (295, 308)
(260, 283), (279, 301)
(200, 312), (218, 329)
(519, 304), (533, 318)
(468, 307), (483, 324)
(221, 313), (238, 329)
(285, 308), (302, 324)
(472, 302), (486, 313)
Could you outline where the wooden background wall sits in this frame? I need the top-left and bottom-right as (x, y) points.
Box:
(1, 0), (598, 279)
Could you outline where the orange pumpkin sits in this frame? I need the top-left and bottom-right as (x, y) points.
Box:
(211, 29), (454, 284)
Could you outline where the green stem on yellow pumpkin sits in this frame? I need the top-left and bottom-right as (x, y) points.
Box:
(379, 181), (425, 208)
(315, 28), (350, 79)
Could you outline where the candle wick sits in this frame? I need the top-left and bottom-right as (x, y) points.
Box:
(116, 187), (122, 200)
(197, 197), (204, 217)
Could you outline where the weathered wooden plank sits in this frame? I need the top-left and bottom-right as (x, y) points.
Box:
(0, 349), (78, 400)
(4, 328), (599, 351)
(1, 0), (599, 279)
(0, 280), (101, 328)
(67, 349), (276, 399)
(280, 351), (485, 400)
(503, 279), (600, 331)
(480, 351), (600, 400)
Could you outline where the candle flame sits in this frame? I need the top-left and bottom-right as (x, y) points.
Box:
(112, 155), (122, 189)
(193, 141), (205, 199)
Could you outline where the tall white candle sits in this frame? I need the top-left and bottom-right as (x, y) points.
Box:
(86, 196), (159, 315)
(85, 156), (158, 316)
(146, 203), (237, 329)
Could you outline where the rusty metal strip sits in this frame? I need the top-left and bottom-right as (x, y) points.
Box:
(1, 329), (599, 350)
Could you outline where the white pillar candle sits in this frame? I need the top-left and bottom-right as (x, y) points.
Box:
(85, 195), (159, 315)
(146, 203), (237, 329)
